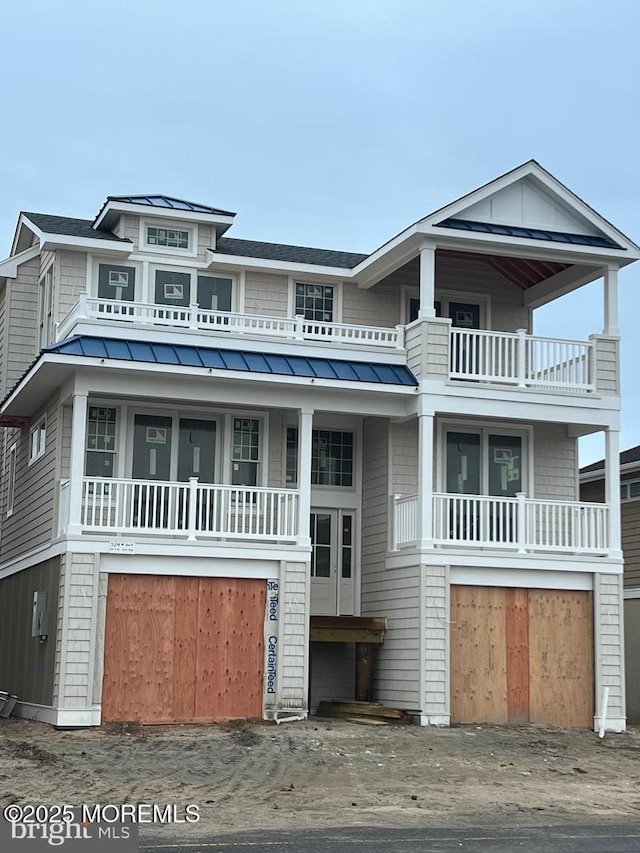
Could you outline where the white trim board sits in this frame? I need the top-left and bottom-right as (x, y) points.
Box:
(623, 588), (640, 600)
(99, 554), (279, 578)
(450, 567), (593, 590)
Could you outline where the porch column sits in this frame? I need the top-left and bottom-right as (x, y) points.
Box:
(297, 408), (313, 546)
(418, 410), (434, 549)
(604, 265), (619, 336)
(605, 427), (622, 557)
(67, 392), (88, 535)
(418, 244), (436, 319)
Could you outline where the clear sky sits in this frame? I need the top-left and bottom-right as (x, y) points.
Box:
(0, 0), (637, 465)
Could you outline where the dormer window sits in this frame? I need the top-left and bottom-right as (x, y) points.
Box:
(147, 226), (190, 250)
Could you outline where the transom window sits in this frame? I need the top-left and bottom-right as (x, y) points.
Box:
(232, 418), (260, 486)
(30, 418), (47, 463)
(295, 283), (334, 322)
(286, 428), (354, 487)
(621, 480), (640, 502)
(146, 226), (190, 250)
(85, 407), (117, 477)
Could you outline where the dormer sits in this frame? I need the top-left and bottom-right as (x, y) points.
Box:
(92, 195), (236, 255)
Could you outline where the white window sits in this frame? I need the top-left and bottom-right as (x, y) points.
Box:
(85, 407), (118, 477)
(30, 418), (46, 463)
(37, 266), (55, 351)
(7, 441), (17, 516)
(442, 426), (529, 497)
(295, 283), (334, 322)
(286, 428), (354, 487)
(231, 418), (260, 486)
(621, 480), (640, 502)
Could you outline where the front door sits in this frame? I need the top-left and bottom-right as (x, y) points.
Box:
(310, 510), (355, 616)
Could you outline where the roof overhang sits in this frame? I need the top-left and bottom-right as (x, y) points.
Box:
(205, 249), (358, 279)
(0, 245), (41, 280)
(15, 214), (133, 256)
(94, 200), (236, 236)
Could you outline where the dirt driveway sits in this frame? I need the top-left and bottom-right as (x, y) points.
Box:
(1, 717), (640, 837)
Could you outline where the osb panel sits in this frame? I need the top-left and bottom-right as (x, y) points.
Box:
(505, 588), (529, 724)
(102, 574), (266, 724)
(528, 590), (594, 728)
(450, 585), (508, 724)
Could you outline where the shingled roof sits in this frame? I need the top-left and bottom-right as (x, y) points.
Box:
(214, 237), (368, 268)
(580, 445), (640, 475)
(23, 213), (131, 243)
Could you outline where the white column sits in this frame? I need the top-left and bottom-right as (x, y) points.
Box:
(418, 411), (434, 548)
(67, 392), (88, 535)
(605, 427), (621, 556)
(418, 245), (436, 319)
(297, 408), (313, 546)
(604, 266), (619, 336)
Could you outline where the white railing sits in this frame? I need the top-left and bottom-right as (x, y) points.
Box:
(450, 328), (594, 392)
(57, 479), (70, 536)
(57, 294), (404, 349)
(393, 492), (610, 555)
(80, 477), (299, 541)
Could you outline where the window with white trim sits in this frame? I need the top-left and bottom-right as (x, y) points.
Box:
(37, 266), (55, 351)
(295, 283), (334, 322)
(286, 428), (354, 487)
(443, 427), (527, 497)
(146, 225), (190, 249)
(7, 441), (17, 516)
(85, 407), (117, 477)
(231, 418), (260, 486)
(621, 480), (640, 502)
(30, 418), (46, 463)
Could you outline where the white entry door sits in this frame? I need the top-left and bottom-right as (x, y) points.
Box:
(310, 510), (355, 616)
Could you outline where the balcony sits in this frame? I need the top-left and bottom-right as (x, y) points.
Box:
(60, 478), (299, 542)
(57, 294), (404, 351)
(393, 492), (610, 556)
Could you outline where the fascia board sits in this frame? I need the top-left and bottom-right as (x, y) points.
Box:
(94, 201), (235, 230)
(0, 245), (41, 278)
(205, 249), (357, 279)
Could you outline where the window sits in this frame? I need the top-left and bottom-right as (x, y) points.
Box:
(232, 418), (260, 486)
(444, 429), (525, 497)
(37, 267), (54, 351)
(30, 418), (46, 463)
(7, 441), (17, 516)
(98, 263), (136, 302)
(197, 275), (233, 311)
(85, 407), (117, 477)
(154, 270), (191, 306)
(295, 283), (334, 322)
(146, 226), (190, 250)
(286, 428), (354, 487)
(621, 480), (640, 502)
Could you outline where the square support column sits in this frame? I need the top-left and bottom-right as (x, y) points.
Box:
(418, 245), (437, 319)
(296, 408), (313, 546)
(605, 427), (622, 558)
(604, 265), (619, 336)
(67, 392), (88, 535)
(418, 411), (434, 549)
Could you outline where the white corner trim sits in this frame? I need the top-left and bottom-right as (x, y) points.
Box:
(54, 706), (102, 727)
(413, 714), (451, 727)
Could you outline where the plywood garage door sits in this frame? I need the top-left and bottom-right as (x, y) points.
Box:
(451, 586), (593, 727)
(102, 574), (266, 723)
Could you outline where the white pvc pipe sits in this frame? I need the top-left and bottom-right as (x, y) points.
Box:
(598, 686), (610, 739)
(274, 713), (308, 725)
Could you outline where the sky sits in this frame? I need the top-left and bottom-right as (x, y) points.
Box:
(0, 0), (638, 465)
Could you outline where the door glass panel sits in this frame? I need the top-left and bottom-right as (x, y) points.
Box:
(446, 432), (481, 495)
(178, 419), (216, 483)
(197, 276), (232, 311)
(98, 264), (136, 302)
(310, 513), (332, 578)
(154, 270), (190, 306)
(132, 415), (172, 480)
(488, 434), (522, 497)
(341, 514), (353, 579)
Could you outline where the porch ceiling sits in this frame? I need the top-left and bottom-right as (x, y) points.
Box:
(436, 249), (571, 290)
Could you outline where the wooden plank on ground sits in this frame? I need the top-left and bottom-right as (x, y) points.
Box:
(317, 700), (407, 720)
(528, 589), (594, 727)
(310, 627), (384, 643)
(450, 585), (508, 724)
(505, 587), (529, 724)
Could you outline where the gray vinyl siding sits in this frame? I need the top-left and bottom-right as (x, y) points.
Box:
(40, 249), (55, 278)
(1, 396), (59, 564)
(592, 335), (619, 395)
(244, 272), (289, 317)
(390, 420), (418, 495)
(6, 256), (39, 387)
(0, 557), (60, 706)
(533, 423), (577, 500)
(624, 597), (640, 721)
(595, 572), (624, 723)
(360, 417), (422, 708)
(57, 251), (87, 326)
(267, 411), (285, 487)
(309, 643), (355, 711)
(342, 279), (401, 328)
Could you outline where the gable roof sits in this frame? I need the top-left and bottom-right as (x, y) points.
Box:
(214, 237), (368, 268)
(22, 213), (131, 242)
(581, 445), (640, 475)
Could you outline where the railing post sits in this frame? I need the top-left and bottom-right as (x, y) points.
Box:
(516, 491), (527, 553)
(516, 329), (527, 387)
(187, 477), (198, 540)
(77, 291), (89, 319)
(188, 303), (199, 330)
(294, 315), (305, 340)
(395, 325), (405, 349)
(392, 495), (399, 549)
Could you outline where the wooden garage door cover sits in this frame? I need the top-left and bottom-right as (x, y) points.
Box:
(102, 574), (266, 724)
(451, 586), (594, 728)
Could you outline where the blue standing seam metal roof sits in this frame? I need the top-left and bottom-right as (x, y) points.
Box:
(44, 336), (418, 386)
(437, 218), (622, 250)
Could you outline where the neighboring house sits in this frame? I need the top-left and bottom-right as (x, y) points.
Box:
(0, 160), (636, 731)
(581, 446), (640, 721)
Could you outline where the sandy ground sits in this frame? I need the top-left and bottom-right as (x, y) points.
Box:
(1, 716), (640, 839)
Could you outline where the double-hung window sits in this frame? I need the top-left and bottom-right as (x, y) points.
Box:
(85, 407), (118, 477)
(231, 418), (260, 487)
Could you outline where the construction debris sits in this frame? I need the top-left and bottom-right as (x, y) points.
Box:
(316, 701), (409, 725)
